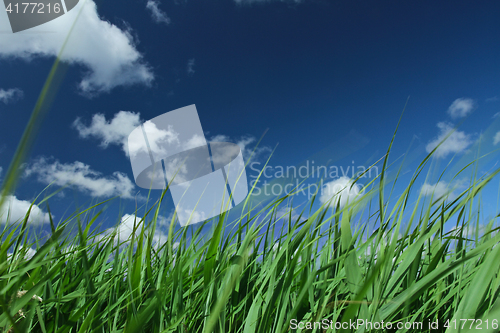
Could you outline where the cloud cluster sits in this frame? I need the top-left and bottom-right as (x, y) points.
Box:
(320, 176), (364, 208)
(0, 195), (50, 225)
(0, 88), (24, 104)
(425, 122), (473, 158)
(73, 111), (271, 163)
(24, 157), (136, 199)
(0, 0), (153, 96)
(146, 0), (171, 24)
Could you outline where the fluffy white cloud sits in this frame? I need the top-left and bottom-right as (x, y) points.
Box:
(0, 88), (24, 104)
(24, 157), (136, 199)
(425, 122), (473, 158)
(146, 0), (171, 24)
(0, 195), (50, 225)
(73, 111), (142, 155)
(447, 98), (476, 119)
(320, 176), (364, 208)
(73, 111), (186, 158)
(0, 1), (153, 96)
(187, 58), (195, 76)
(493, 132), (500, 145)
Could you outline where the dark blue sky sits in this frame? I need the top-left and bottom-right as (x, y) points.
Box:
(1, 0), (499, 235)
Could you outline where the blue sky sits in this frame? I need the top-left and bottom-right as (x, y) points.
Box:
(1, 0), (500, 239)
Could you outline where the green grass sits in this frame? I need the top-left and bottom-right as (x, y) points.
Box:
(2, 125), (500, 333)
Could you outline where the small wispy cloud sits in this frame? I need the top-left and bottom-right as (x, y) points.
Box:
(425, 122), (473, 158)
(0, 88), (24, 105)
(187, 58), (195, 76)
(146, 0), (171, 24)
(493, 132), (500, 145)
(486, 96), (498, 103)
(447, 98), (476, 119)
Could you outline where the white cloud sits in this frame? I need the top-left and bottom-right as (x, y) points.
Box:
(183, 134), (205, 150)
(74, 112), (270, 165)
(486, 96), (498, 103)
(0, 195), (50, 225)
(425, 122), (473, 158)
(0, 88), (24, 104)
(73, 111), (186, 158)
(494, 132), (500, 145)
(73, 111), (142, 155)
(320, 176), (364, 208)
(98, 213), (171, 247)
(187, 58), (195, 76)
(420, 179), (466, 203)
(420, 181), (452, 199)
(24, 157), (136, 199)
(141, 121), (180, 156)
(146, 0), (171, 24)
(0, 1), (153, 96)
(447, 98), (476, 119)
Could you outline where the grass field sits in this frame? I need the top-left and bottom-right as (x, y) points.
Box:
(2, 117), (500, 333)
